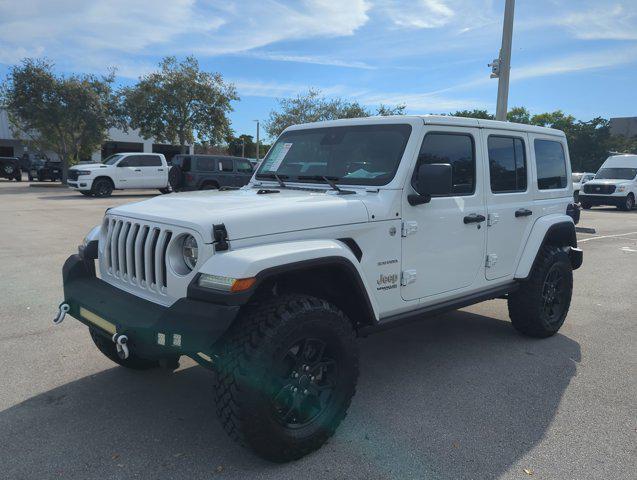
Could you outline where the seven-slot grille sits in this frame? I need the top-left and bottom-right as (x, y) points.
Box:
(102, 217), (173, 293)
(583, 184), (615, 195)
(68, 170), (79, 181)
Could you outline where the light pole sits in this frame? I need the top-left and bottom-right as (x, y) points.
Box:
(489, 0), (516, 121)
(253, 120), (260, 161)
(241, 139), (245, 158)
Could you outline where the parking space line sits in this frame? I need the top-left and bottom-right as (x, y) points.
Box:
(579, 232), (637, 243)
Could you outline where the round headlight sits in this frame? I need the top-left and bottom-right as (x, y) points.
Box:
(182, 235), (198, 270)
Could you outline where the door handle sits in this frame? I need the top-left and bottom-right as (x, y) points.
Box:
(515, 208), (533, 217)
(463, 214), (486, 224)
(158, 169), (164, 171)
(133, 168), (141, 172)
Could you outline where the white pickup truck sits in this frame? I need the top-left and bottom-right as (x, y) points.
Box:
(68, 153), (172, 197)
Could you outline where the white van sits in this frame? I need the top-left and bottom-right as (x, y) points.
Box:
(579, 154), (637, 210)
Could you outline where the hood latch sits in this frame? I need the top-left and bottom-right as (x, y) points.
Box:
(213, 224), (229, 252)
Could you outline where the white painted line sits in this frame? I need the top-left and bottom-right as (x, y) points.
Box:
(579, 232), (637, 243)
(620, 247), (637, 253)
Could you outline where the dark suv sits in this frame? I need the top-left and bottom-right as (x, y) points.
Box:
(169, 155), (254, 191)
(0, 157), (22, 181)
(28, 159), (62, 182)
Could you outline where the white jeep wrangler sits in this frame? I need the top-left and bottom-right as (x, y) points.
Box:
(67, 152), (172, 197)
(57, 116), (582, 462)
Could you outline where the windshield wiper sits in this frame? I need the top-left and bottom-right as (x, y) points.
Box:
(297, 175), (355, 195)
(255, 172), (289, 188)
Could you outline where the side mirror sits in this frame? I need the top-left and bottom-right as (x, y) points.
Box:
(408, 163), (453, 205)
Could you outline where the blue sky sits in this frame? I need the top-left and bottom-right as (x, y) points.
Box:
(1, 0), (636, 140)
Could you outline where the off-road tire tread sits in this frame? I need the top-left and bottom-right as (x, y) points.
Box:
(508, 245), (572, 338)
(214, 293), (358, 462)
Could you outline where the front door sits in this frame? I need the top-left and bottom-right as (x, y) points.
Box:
(482, 131), (534, 280)
(401, 127), (487, 301)
(115, 155), (145, 188)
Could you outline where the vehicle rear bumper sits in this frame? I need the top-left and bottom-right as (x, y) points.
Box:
(62, 248), (239, 362)
(579, 194), (627, 206)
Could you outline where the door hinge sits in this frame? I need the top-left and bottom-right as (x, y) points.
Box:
(485, 254), (498, 268)
(401, 269), (417, 286)
(401, 221), (418, 237)
(487, 213), (500, 226)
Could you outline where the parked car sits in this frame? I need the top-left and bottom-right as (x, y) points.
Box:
(579, 154), (637, 210)
(572, 172), (595, 202)
(28, 159), (62, 182)
(0, 156), (22, 181)
(67, 153), (171, 197)
(169, 154), (254, 191)
(56, 116), (582, 462)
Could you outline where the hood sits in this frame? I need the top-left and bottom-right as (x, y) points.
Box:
(70, 163), (110, 170)
(585, 179), (631, 186)
(108, 188), (370, 242)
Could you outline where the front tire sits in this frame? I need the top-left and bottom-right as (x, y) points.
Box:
(91, 178), (113, 197)
(215, 294), (359, 462)
(79, 191), (93, 196)
(508, 246), (573, 338)
(618, 193), (635, 211)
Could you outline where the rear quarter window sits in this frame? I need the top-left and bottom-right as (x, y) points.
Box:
(534, 139), (567, 190)
(196, 157), (216, 171)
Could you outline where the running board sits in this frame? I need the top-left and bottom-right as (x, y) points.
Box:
(359, 283), (518, 337)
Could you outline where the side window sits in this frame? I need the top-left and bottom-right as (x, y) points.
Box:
(119, 155), (144, 167)
(236, 159), (253, 173)
(196, 157), (216, 171)
(488, 136), (527, 193)
(141, 155), (162, 167)
(219, 158), (234, 171)
(535, 139), (567, 190)
(414, 133), (475, 195)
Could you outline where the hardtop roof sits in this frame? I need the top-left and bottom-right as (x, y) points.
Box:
(285, 114), (566, 137)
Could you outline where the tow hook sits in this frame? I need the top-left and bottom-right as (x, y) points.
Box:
(53, 303), (70, 325)
(112, 333), (130, 360)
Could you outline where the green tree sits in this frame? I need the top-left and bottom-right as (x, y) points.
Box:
(450, 109), (494, 119)
(265, 89), (406, 138)
(507, 106), (531, 124)
(1, 58), (119, 182)
(120, 56), (238, 152)
(227, 134), (256, 157)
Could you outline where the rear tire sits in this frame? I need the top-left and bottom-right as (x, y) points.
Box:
(508, 245), (573, 338)
(214, 294), (359, 462)
(89, 329), (160, 370)
(91, 178), (113, 197)
(580, 200), (592, 210)
(159, 187), (172, 194)
(15, 171), (22, 181)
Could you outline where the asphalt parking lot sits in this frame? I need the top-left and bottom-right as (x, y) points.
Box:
(0, 180), (635, 480)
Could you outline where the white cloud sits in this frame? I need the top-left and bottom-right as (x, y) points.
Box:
(379, 0), (454, 29)
(238, 51), (376, 69)
(557, 3), (637, 41)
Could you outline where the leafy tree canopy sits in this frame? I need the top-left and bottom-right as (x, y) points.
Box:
(1, 58), (119, 180)
(120, 56), (238, 152)
(265, 89), (405, 138)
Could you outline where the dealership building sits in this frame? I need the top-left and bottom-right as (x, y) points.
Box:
(0, 108), (191, 162)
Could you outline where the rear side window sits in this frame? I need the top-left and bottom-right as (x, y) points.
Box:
(488, 136), (527, 193)
(141, 155), (162, 167)
(236, 159), (253, 173)
(415, 133), (475, 195)
(219, 158), (234, 171)
(196, 157), (216, 171)
(535, 140), (567, 189)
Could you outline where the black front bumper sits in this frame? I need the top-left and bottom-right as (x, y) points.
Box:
(62, 248), (239, 362)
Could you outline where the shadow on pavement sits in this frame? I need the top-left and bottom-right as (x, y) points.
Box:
(37, 193), (158, 201)
(0, 309), (580, 479)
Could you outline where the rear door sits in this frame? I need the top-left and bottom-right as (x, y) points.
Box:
(401, 127), (487, 301)
(482, 130), (534, 280)
(216, 157), (235, 187)
(139, 155), (165, 187)
(234, 158), (254, 186)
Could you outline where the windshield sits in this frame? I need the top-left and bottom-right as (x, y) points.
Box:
(572, 173), (583, 182)
(595, 168), (637, 180)
(103, 154), (124, 165)
(257, 124), (412, 186)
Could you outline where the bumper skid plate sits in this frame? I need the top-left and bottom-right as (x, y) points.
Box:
(61, 253), (239, 363)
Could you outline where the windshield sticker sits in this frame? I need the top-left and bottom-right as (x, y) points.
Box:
(262, 142), (293, 172)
